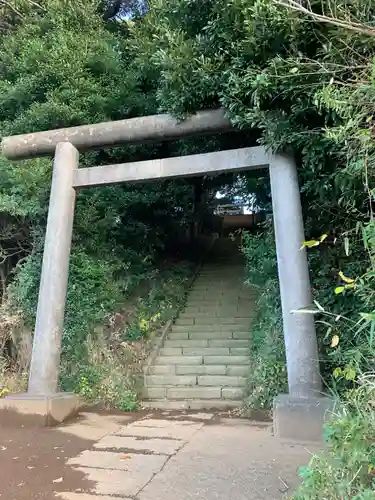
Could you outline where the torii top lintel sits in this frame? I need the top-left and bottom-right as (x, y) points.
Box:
(1, 109), (233, 161)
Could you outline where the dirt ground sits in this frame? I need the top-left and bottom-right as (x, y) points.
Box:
(0, 409), (181, 499)
(0, 423), (94, 499)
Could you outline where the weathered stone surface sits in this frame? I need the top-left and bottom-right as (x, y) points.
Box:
(146, 375), (197, 387)
(3, 108), (232, 160)
(28, 143), (79, 394)
(142, 400), (242, 410)
(197, 376), (246, 387)
(154, 356), (202, 365)
(232, 331), (250, 340)
(133, 419), (199, 428)
(226, 366), (250, 376)
(56, 494), (133, 500)
(176, 365), (226, 376)
(56, 411), (128, 440)
(0, 392), (80, 427)
(164, 339), (208, 348)
(167, 387), (222, 400)
(114, 421), (202, 439)
(203, 355), (250, 365)
(273, 394), (333, 442)
(230, 347), (251, 355)
(208, 339), (250, 347)
(188, 331), (232, 340)
(269, 154), (321, 396)
(183, 347), (229, 356)
(168, 331), (189, 340)
(146, 365), (176, 375)
(160, 347), (183, 356)
(94, 435), (184, 455)
(73, 465), (162, 497)
(137, 419), (319, 500)
(222, 387), (244, 399)
(143, 388), (166, 399)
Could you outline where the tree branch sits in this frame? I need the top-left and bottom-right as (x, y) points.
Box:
(274, 0), (375, 38)
(0, 0), (24, 18)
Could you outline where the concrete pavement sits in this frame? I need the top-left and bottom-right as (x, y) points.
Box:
(54, 411), (318, 499)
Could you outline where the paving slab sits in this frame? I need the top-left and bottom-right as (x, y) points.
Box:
(69, 451), (168, 496)
(114, 420), (203, 440)
(137, 422), (319, 500)
(133, 418), (199, 428)
(171, 412), (214, 420)
(56, 494), (132, 500)
(72, 466), (153, 496)
(56, 412), (131, 440)
(94, 435), (184, 454)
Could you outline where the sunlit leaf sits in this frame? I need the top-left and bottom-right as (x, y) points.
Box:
(301, 239), (320, 249)
(338, 271), (355, 284)
(333, 367), (342, 378)
(301, 234), (327, 249)
(330, 334), (339, 347)
(335, 286), (345, 294)
(344, 366), (356, 381)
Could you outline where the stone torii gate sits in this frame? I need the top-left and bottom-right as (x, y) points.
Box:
(0, 109), (329, 440)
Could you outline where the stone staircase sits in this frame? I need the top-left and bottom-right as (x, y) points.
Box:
(143, 237), (255, 410)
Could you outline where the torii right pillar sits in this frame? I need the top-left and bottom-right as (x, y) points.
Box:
(269, 153), (332, 442)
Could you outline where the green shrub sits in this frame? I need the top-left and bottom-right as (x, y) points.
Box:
(294, 383), (375, 500)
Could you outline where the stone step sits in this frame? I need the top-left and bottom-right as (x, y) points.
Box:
(168, 330), (249, 340)
(164, 339), (209, 348)
(183, 307), (254, 316)
(163, 339), (250, 348)
(175, 365), (250, 376)
(143, 388), (244, 401)
(188, 293), (252, 300)
(145, 364), (249, 376)
(191, 286), (248, 292)
(154, 356), (202, 365)
(169, 331), (231, 340)
(141, 399), (243, 410)
(197, 376), (246, 387)
(175, 317), (253, 326)
(203, 355), (250, 365)
(187, 299), (254, 307)
(178, 312), (255, 319)
(192, 280), (244, 286)
(154, 354), (249, 368)
(145, 375), (197, 386)
(163, 386), (244, 400)
(145, 375), (246, 388)
(172, 324), (250, 333)
(160, 347), (230, 356)
(208, 339), (250, 348)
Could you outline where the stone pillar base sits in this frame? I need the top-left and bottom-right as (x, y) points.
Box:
(273, 394), (333, 442)
(0, 392), (81, 427)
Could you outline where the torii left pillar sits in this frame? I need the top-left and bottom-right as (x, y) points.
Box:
(0, 143), (80, 426)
